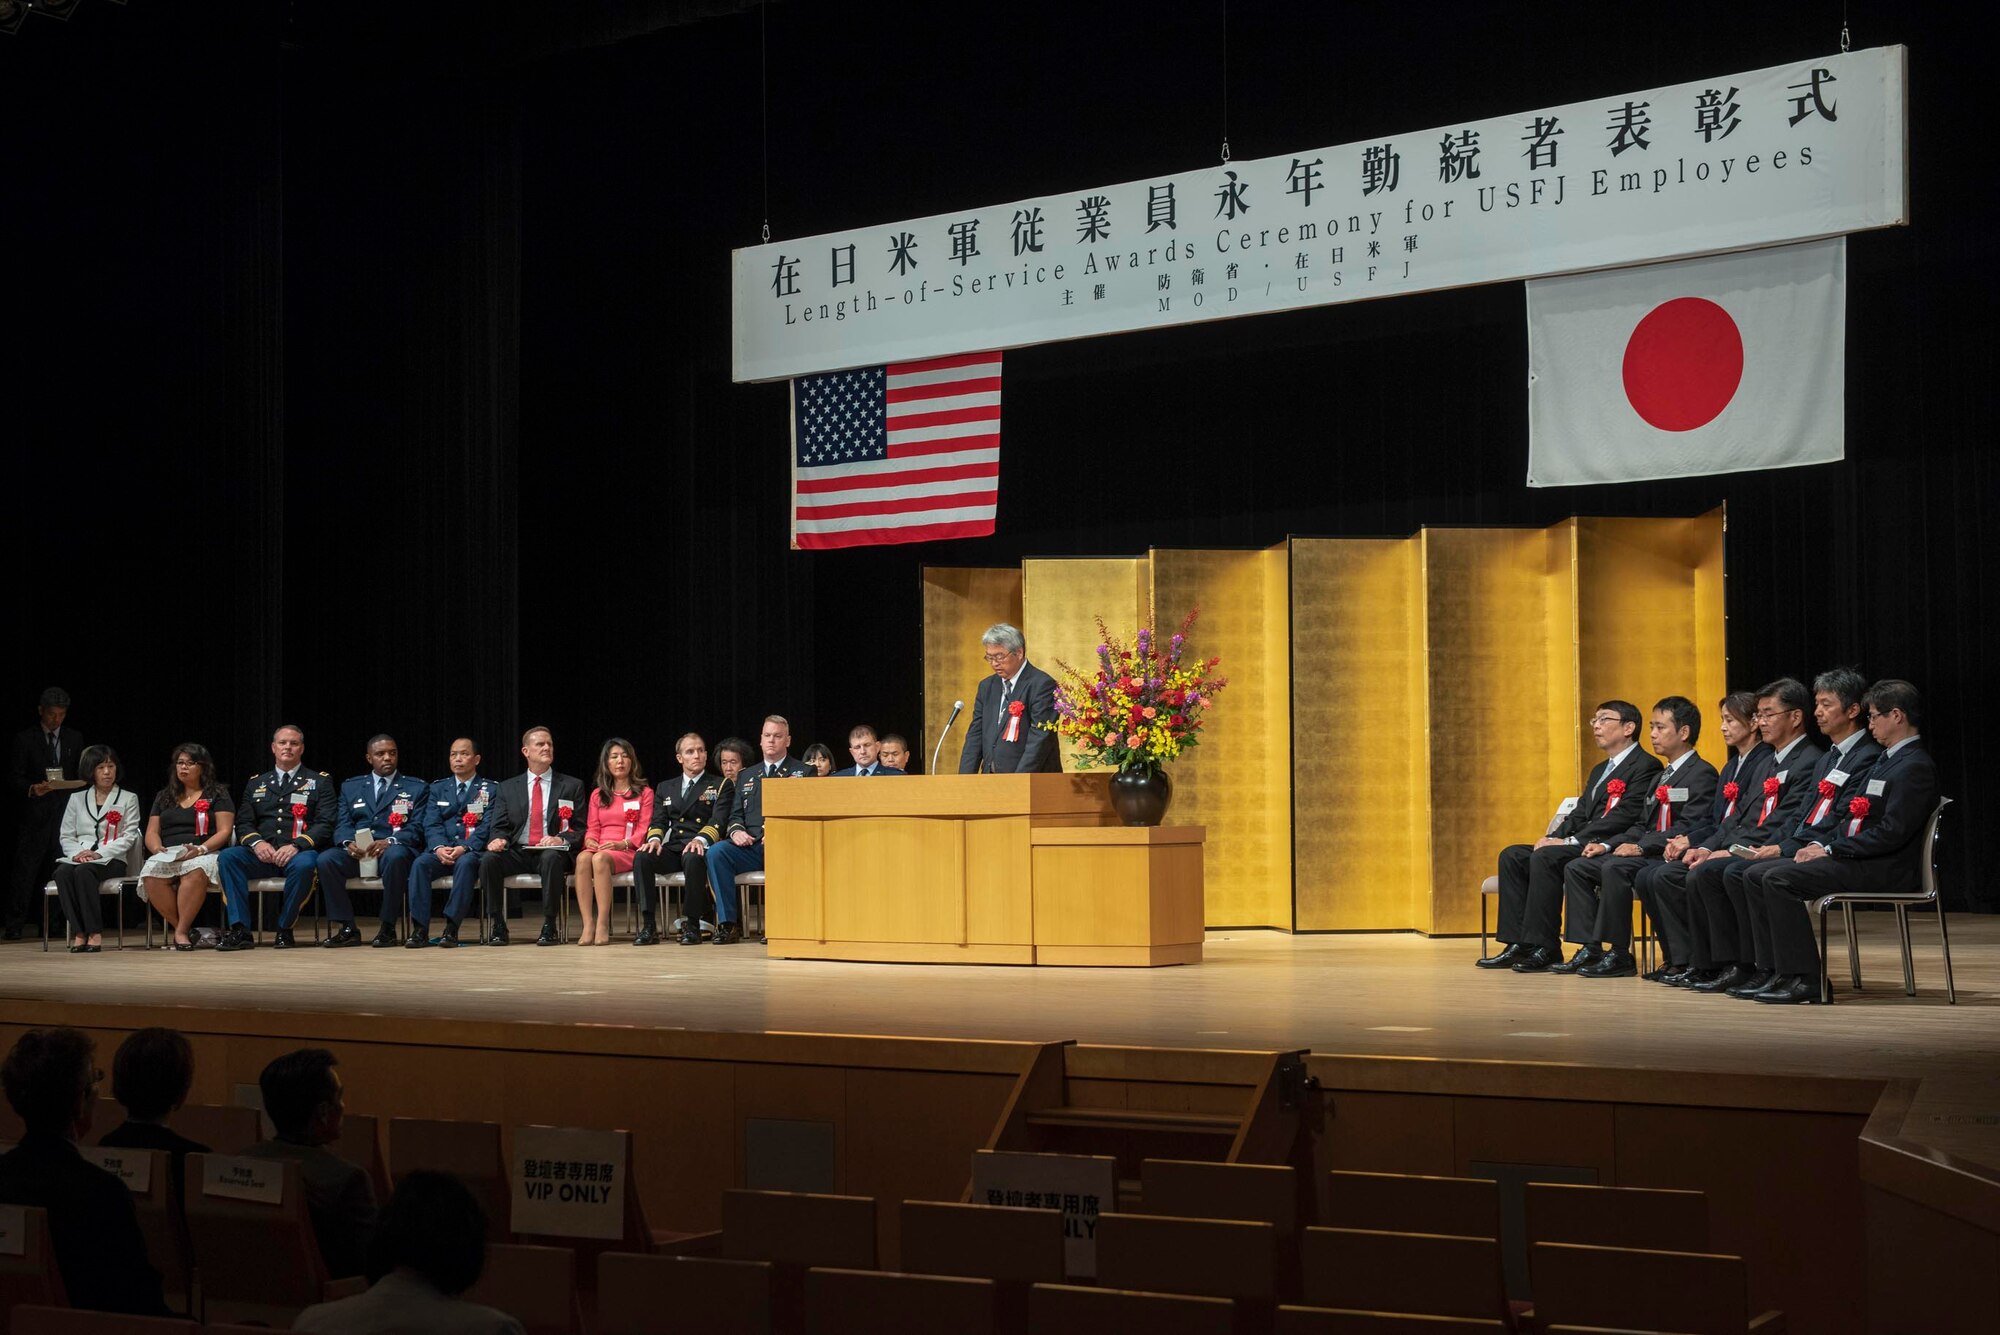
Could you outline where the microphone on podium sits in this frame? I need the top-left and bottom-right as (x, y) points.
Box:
(931, 699), (964, 777)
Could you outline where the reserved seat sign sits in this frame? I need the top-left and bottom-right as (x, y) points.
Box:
(200, 1154), (284, 1205)
(89, 1147), (155, 1192)
(511, 1125), (628, 1240)
(971, 1149), (1118, 1279)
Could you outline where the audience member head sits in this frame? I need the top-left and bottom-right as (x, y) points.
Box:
(161, 743), (220, 807)
(1864, 679), (1923, 746)
(447, 738), (482, 780)
(1753, 677), (1811, 748)
(520, 726), (555, 774)
(111, 1027), (196, 1123)
(847, 725), (881, 770)
(364, 734), (400, 778)
(802, 743), (834, 776)
(878, 734), (911, 772)
(1812, 667), (1869, 741)
(79, 743), (121, 793)
(595, 737), (646, 799)
(675, 732), (708, 775)
(980, 623), (1026, 679)
(1588, 700), (1641, 752)
(259, 1048), (345, 1146)
(38, 686), (71, 730)
(1718, 691), (1758, 753)
(1, 1027), (98, 1140)
(1649, 696), (1700, 758)
(715, 738), (753, 781)
(759, 715), (792, 763)
(365, 1171), (490, 1293)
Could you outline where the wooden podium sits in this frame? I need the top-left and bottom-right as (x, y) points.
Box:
(762, 773), (1205, 966)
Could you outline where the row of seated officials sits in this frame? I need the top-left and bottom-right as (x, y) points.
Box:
(45, 715), (913, 955)
(3, 1025), (1785, 1335)
(1482, 672), (1939, 1004)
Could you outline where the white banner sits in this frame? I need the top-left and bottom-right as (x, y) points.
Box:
(732, 47), (1904, 383)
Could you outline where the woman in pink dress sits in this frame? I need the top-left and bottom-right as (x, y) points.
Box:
(573, 738), (653, 946)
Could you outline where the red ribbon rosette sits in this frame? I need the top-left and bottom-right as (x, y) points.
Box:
(1004, 697), (1027, 743)
(1763, 777), (1782, 796)
(1758, 775), (1782, 825)
(1844, 795), (1871, 837)
(388, 811), (405, 832)
(194, 797), (211, 837)
(103, 809), (122, 847)
(1604, 778), (1626, 812)
(1721, 780), (1741, 818)
(1654, 784), (1670, 804)
(1810, 777), (1840, 825)
(290, 799), (308, 839)
(557, 800), (574, 834)
(461, 810), (480, 841)
(1817, 778), (1837, 799)
(1653, 784), (1671, 831)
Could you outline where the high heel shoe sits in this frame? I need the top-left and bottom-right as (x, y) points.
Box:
(171, 938), (195, 952)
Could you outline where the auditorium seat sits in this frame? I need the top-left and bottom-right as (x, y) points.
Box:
(1142, 1158), (1304, 1234)
(1095, 1211), (1279, 1330)
(1523, 1183), (1708, 1253)
(463, 1242), (579, 1335)
(898, 1200), (1064, 1333)
(1274, 1309), (1506, 1334)
(181, 1152), (326, 1325)
(332, 1110), (389, 1205)
(597, 1252), (774, 1335)
(804, 1266), (1000, 1335)
(0, 1206), (66, 1324)
(1299, 1228), (1510, 1327)
(721, 1189), (877, 1334)
(388, 1116), (512, 1239)
(168, 1104), (261, 1155)
(84, 1099), (123, 1144)
(1325, 1171), (1499, 1240)
(9, 1306), (192, 1335)
(1028, 1282), (1236, 1335)
(1528, 1241), (1784, 1334)
(84, 1146), (187, 1312)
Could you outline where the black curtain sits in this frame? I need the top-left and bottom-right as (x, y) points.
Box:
(4, 0), (1989, 908)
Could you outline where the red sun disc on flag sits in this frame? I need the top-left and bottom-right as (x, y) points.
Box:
(1621, 297), (1744, 431)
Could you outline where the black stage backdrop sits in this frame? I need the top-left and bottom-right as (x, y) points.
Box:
(5, 1), (1990, 910)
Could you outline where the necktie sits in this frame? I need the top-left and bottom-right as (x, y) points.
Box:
(48, 733), (60, 768)
(457, 781), (467, 802)
(528, 776), (544, 839)
(374, 776), (384, 802)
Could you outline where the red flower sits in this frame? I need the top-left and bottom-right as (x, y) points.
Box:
(105, 810), (122, 828)
(194, 799), (211, 813)
(1846, 796), (1872, 820)
(1723, 781), (1740, 801)
(1654, 785), (1670, 804)
(1007, 700), (1025, 718)
(1817, 778), (1836, 799)
(1762, 777), (1781, 797)
(461, 811), (479, 833)
(388, 811), (405, 829)
(290, 801), (308, 817)
(1605, 779), (1626, 798)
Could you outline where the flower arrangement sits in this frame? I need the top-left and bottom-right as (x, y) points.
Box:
(1047, 607), (1228, 775)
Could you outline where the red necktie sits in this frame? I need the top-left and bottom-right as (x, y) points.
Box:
(528, 777), (544, 841)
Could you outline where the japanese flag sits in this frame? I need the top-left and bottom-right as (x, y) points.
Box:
(1525, 238), (1845, 487)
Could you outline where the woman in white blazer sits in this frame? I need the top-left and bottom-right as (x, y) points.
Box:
(55, 744), (143, 952)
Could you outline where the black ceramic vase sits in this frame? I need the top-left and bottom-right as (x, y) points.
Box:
(1109, 768), (1172, 827)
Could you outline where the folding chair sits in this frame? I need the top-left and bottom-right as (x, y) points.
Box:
(735, 870), (766, 937)
(41, 875), (131, 951)
(1809, 795), (1957, 1003)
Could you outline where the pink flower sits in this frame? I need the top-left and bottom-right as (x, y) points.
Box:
(1142, 707), (1158, 720)
(1103, 733), (1120, 747)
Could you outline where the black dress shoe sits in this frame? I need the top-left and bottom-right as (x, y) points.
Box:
(1579, 949), (1637, 978)
(2, 925), (23, 941)
(436, 927), (461, 949)
(370, 930), (400, 949)
(485, 928), (511, 946)
(1726, 968), (1778, 998)
(1475, 943), (1527, 969)
(712, 920), (743, 945)
(678, 923), (703, 945)
(323, 925), (363, 948)
(1510, 944), (1559, 973)
(633, 926), (660, 946)
(1549, 947), (1602, 975)
(1690, 963), (1753, 993)
(215, 927), (255, 952)
(535, 923), (560, 947)
(404, 933), (433, 949)
(1753, 974), (1819, 1005)
(273, 928), (297, 950)
(1670, 967), (1716, 988)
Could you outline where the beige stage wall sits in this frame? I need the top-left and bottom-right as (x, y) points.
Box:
(921, 508), (1726, 933)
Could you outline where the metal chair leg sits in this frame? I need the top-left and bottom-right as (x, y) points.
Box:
(1843, 901), (1862, 989)
(1816, 906), (1832, 1004)
(1480, 896), (1489, 958)
(1895, 904), (1917, 996)
(1935, 903), (1957, 1005)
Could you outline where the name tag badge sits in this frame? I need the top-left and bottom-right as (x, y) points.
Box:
(1827, 768), (1850, 787)
(1554, 797), (1579, 817)
(470, 800), (488, 815)
(437, 800), (451, 807)
(393, 799), (411, 814)
(1866, 778), (1888, 796)
(1776, 770), (1789, 783)
(1668, 788), (1690, 803)
(623, 799), (641, 812)
(352, 800), (367, 808)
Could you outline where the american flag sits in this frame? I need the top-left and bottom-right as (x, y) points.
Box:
(790, 352), (1002, 550)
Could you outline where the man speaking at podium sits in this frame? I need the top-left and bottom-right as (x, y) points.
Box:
(958, 623), (1062, 775)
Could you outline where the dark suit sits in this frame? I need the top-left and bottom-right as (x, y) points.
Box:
(958, 662), (1062, 774)
(411, 774), (499, 931)
(1494, 746), (1666, 952)
(216, 768), (339, 930)
(832, 763), (907, 776)
(477, 769), (586, 931)
(317, 771), (429, 930)
(1758, 738), (1940, 976)
(0, 1131), (170, 1315)
(1633, 743), (1772, 964)
(239, 1136), (378, 1280)
(1561, 752), (1719, 951)
(632, 770), (723, 924)
(705, 757), (808, 927)
(1681, 736), (1824, 968)
(7, 723), (85, 930)
(1735, 731), (1887, 969)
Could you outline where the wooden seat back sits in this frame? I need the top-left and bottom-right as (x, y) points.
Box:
(1300, 1228), (1507, 1324)
(898, 1200), (1066, 1283)
(388, 1116), (511, 1239)
(1325, 1171), (1499, 1240)
(1530, 1241), (1756, 1335)
(597, 1252), (774, 1335)
(180, 1153), (324, 1324)
(805, 1266), (999, 1335)
(1096, 1212), (1280, 1303)
(462, 1241), (580, 1335)
(1029, 1282), (1236, 1335)
(1524, 1183), (1708, 1254)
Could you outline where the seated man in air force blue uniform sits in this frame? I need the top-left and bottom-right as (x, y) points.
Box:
(409, 737), (497, 949)
(316, 734), (427, 949)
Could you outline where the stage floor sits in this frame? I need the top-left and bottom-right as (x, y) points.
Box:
(7, 914), (1997, 1167)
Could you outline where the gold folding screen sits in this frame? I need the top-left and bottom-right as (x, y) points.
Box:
(921, 507), (1724, 935)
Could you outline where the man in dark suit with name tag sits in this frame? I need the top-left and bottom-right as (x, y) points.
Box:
(6, 687), (84, 940)
(1632, 692), (1773, 982)
(477, 726), (586, 947)
(1480, 699), (1664, 974)
(215, 725), (338, 952)
(315, 735), (427, 950)
(834, 724), (908, 777)
(409, 739), (497, 948)
(631, 732), (722, 946)
(703, 716), (808, 945)
(1690, 670), (1878, 997)
(1559, 696), (1720, 977)
(1751, 679), (1941, 1004)
(959, 623), (1062, 775)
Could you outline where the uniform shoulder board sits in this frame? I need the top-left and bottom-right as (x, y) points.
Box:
(318, 770), (331, 777)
